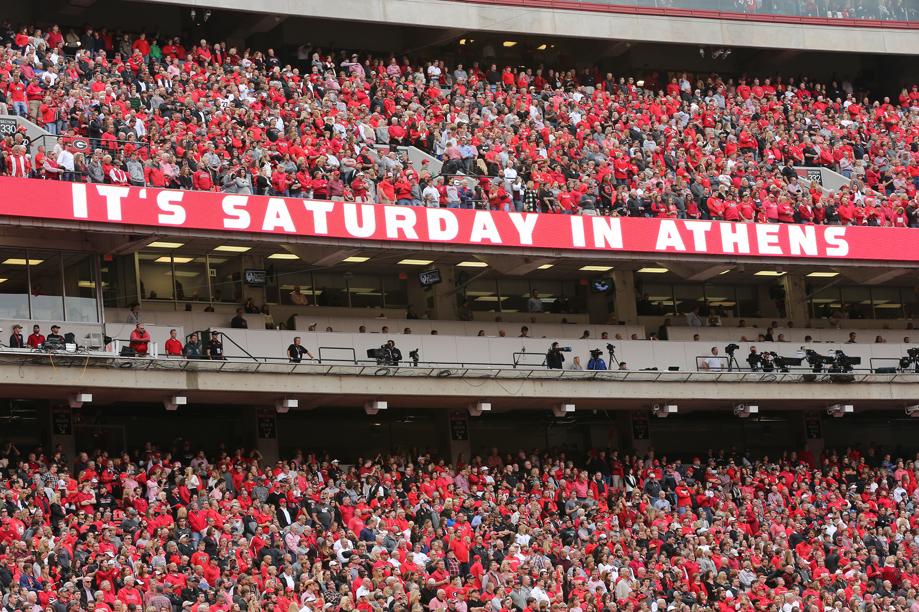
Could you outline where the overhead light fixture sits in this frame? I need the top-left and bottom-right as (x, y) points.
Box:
(69, 392), (93, 409)
(536, 43), (547, 51)
(398, 259), (434, 265)
(156, 256), (193, 264)
(214, 245), (251, 253)
(3, 258), (43, 266)
(457, 261), (488, 268)
(636, 80), (645, 87)
(652, 403), (678, 418)
(342, 256), (370, 263)
(502, 41), (517, 47)
(754, 271), (786, 277)
(719, 269), (731, 275)
(275, 398), (298, 414)
(827, 403), (853, 418)
(468, 401), (492, 417)
(78, 280), (96, 288)
(364, 400), (388, 415)
(579, 265), (613, 272)
(638, 267), (668, 274)
(807, 272), (839, 278)
(148, 241), (184, 249)
(459, 38), (467, 45)
(267, 253), (299, 260)
(537, 264), (554, 270)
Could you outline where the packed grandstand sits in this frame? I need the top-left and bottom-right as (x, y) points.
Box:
(0, 1), (918, 611)
(0, 23), (916, 225)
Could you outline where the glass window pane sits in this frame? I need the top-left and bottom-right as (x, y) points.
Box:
(704, 284), (737, 318)
(382, 276), (407, 308)
(499, 279), (530, 313)
(348, 275), (383, 309)
(138, 253), (174, 301)
(734, 285), (757, 317)
(313, 273), (348, 307)
(28, 251), (64, 321)
(174, 257), (210, 303)
(101, 255), (138, 308)
(0, 248), (30, 319)
(464, 279), (499, 312)
(871, 287), (903, 320)
(62, 253), (98, 322)
(271, 262), (314, 306)
(810, 287), (841, 319)
(209, 255), (242, 303)
(673, 284), (705, 317)
(841, 286), (871, 319)
(638, 283), (673, 315)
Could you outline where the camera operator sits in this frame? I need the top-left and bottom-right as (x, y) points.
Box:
(747, 346), (761, 371)
(587, 349), (607, 371)
(546, 342), (566, 369)
(387, 340), (402, 365)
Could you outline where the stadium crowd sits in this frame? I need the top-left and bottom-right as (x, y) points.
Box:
(0, 24), (916, 226)
(0, 442), (917, 611)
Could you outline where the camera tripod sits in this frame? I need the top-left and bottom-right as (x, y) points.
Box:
(725, 351), (741, 372)
(607, 347), (620, 368)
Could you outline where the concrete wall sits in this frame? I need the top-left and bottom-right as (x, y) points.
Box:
(137, 0), (919, 55)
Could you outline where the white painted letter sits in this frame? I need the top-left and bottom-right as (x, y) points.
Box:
(156, 191), (186, 225)
(824, 227), (849, 257)
(304, 201), (335, 234)
(787, 224), (818, 256)
(591, 216), (623, 249)
(683, 221), (713, 252)
(570, 216), (586, 247)
(426, 208), (459, 241)
(262, 198), (296, 232)
(469, 211), (502, 243)
(654, 220), (686, 252)
(95, 185), (129, 221)
(754, 224), (782, 255)
(343, 203), (377, 238)
(720, 222), (750, 254)
(72, 183), (88, 218)
(222, 196), (250, 229)
(383, 205), (419, 240)
(508, 213), (539, 246)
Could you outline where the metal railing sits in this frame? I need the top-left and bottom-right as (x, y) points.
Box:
(2, 347), (916, 385)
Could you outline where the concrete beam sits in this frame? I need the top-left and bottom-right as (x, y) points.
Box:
(134, 0), (919, 55)
(1, 363), (917, 408)
(665, 262), (733, 282)
(281, 244), (362, 267)
(476, 255), (555, 276)
(841, 268), (908, 286)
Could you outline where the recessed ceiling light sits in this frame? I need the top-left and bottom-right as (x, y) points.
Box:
(459, 38), (467, 45)
(0, 278), (7, 284)
(537, 264), (554, 270)
(536, 44), (547, 51)
(148, 241), (184, 249)
(342, 256), (370, 263)
(398, 259), (434, 265)
(502, 41), (517, 47)
(719, 269), (731, 275)
(457, 261), (488, 268)
(78, 280), (96, 288)
(807, 272), (839, 278)
(267, 253), (299, 260)
(638, 267), (669, 274)
(156, 256), (194, 264)
(579, 265), (613, 272)
(214, 246), (251, 253)
(3, 258), (43, 266)
(754, 271), (786, 277)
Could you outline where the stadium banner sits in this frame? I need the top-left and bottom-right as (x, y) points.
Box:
(1, 177), (917, 262)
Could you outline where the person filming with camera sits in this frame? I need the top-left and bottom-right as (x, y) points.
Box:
(587, 348), (608, 370)
(546, 342), (567, 369)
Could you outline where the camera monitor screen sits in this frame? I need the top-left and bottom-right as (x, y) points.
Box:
(418, 269), (442, 288)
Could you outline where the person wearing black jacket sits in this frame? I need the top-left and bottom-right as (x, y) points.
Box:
(8, 324), (24, 348)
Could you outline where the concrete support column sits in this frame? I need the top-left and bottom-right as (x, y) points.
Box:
(244, 406), (281, 463)
(430, 266), (459, 321)
(42, 403), (76, 461)
(783, 273), (809, 326)
(612, 271), (638, 325)
(440, 410), (472, 466)
(241, 255), (267, 306)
